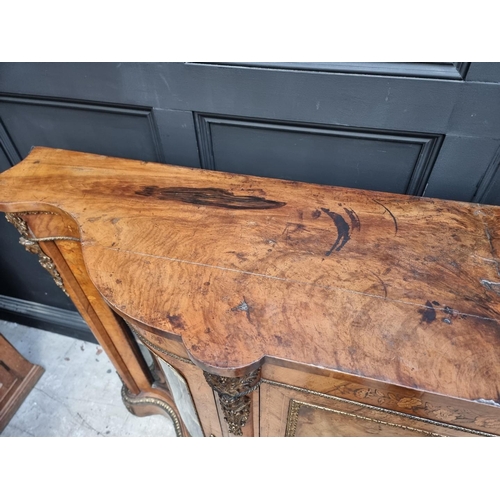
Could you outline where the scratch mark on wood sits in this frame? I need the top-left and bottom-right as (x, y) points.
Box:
(481, 279), (500, 296)
(473, 255), (499, 264)
(484, 226), (500, 277)
(475, 398), (500, 408)
(443, 306), (464, 319)
(280, 223), (309, 244)
(485, 227), (495, 254)
(369, 271), (388, 298)
(100, 245), (500, 324)
(135, 186), (286, 210)
(372, 199), (398, 234)
(321, 208), (350, 255)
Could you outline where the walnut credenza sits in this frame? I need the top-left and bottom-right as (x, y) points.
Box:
(1, 147), (500, 437)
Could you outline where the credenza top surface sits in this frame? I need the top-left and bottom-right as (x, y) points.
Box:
(1, 147), (500, 403)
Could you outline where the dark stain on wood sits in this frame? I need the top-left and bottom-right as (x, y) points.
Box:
(311, 209), (321, 219)
(344, 207), (361, 231)
(166, 313), (186, 330)
(372, 198), (398, 234)
(135, 186), (286, 210)
(321, 208), (351, 255)
(418, 301), (437, 324)
(228, 251), (248, 262)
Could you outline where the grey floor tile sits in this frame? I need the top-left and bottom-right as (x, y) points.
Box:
(0, 320), (176, 437)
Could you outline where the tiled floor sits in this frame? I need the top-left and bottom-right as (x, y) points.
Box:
(0, 320), (176, 437)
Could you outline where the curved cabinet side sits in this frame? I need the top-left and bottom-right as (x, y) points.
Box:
(4, 211), (188, 436)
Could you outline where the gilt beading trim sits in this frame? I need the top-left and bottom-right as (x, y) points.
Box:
(121, 385), (183, 437)
(265, 379), (496, 437)
(285, 399), (442, 437)
(28, 236), (80, 242)
(5, 212), (72, 296)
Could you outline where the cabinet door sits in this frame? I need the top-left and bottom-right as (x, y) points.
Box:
(260, 381), (488, 437)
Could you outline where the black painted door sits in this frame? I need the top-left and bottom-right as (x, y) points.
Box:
(1, 63), (500, 336)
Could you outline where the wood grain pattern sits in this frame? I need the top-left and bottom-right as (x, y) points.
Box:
(260, 382), (487, 437)
(262, 364), (500, 435)
(1, 147), (500, 410)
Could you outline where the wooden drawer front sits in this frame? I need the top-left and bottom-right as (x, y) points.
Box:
(261, 382), (493, 437)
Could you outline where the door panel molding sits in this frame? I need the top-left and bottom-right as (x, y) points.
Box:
(195, 113), (443, 196)
(192, 62), (471, 80)
(473, 144), (500, 205)
(0, 94), (165, 163)
(0, 118), (21, 168)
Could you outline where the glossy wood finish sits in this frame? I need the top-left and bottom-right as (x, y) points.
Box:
(1, 147), (499, 436)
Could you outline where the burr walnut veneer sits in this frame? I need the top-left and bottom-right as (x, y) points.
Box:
(1, 147), (500, 436)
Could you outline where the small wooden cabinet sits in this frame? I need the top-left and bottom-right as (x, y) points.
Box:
(0, 334), (44, 432)
(1, 147), (499, 437)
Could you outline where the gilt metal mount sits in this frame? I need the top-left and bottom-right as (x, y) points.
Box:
(204, 368), (261, 436)
(5, 212), (69, 296)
